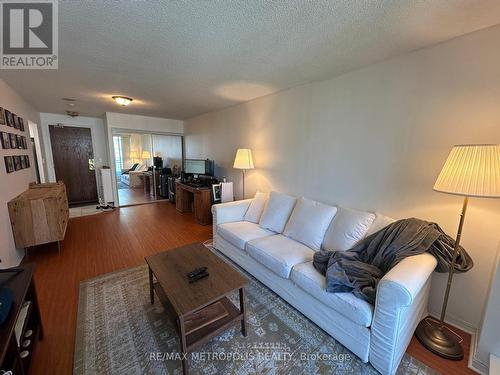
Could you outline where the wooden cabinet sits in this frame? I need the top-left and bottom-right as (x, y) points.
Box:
(0, 265), (44, 375)
(175, 182), (212, 225)
(8, 182), (69, 251)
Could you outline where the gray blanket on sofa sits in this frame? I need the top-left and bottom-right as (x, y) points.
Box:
(312, 218), (473, 304)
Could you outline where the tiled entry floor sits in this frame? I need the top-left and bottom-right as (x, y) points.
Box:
(69, 204), (106, 218)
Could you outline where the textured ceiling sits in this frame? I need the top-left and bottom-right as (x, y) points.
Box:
(2, 0), (500, 120)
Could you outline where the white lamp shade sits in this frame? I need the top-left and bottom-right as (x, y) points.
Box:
(141, 150), (151, 159)
(233, 149), (254, 170)
(433, 144), (500, 198)
(129, 151), (139, 159)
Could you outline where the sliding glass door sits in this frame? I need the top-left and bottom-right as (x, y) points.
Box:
(112, 130), (182, 206)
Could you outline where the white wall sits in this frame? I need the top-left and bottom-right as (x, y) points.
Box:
(0, 79), (38, 268)
(28, 120), (46, 182)
(39, 113), (109, 200)
(185, 24), (500, 338)
(105, 112), (183, 134)
(104, 112), (184, 204)
(478, 243), (500, 363)
(152, 135), (183, 169)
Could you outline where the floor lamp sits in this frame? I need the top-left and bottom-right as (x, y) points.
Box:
(233, 149), (254, 199)
(415, 144), (500, 360)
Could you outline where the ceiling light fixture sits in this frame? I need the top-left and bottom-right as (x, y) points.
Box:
(112, 96), (133, 106)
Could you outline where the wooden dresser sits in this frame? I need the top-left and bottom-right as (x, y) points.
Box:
(175, 181), (212, 225)
(8, 182), (69, 253)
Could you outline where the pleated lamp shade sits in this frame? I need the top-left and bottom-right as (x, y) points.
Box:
(233, 149), (254, 170)
(433, 144), (500, 198)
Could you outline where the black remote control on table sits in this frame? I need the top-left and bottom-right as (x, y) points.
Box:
(187, 267), (207, 279)
(188, 271), (209, 283)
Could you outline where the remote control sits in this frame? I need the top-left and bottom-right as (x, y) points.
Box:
(187, 267), (207, 279)
(188, 271), (209, 283)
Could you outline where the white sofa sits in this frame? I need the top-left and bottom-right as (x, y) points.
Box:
(120, 164), (147, 188)
(212, 192), (437, 375)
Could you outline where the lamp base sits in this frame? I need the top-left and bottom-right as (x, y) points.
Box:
(415, 318), (464, 360)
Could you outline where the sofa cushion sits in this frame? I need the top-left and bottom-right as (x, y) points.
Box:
(322, 207), (375, 252)
(218, 221), (274, 250)
(366, 212), (395, 236)
(291, 261), (374, 327)
(259, 192), (297, 233)
(283, 197), (337, 251)
(246, 235), (314, 278)
(244, 192), (269, 223)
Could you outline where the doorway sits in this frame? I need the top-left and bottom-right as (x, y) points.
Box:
(30, 137), (41, 183)
(49, 125), (98, 205)
(112, 131), (183, 206)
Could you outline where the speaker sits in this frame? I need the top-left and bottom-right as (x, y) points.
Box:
(0, 287), (13, 325)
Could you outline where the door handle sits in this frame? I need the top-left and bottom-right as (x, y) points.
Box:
(88, 158), (95, 170)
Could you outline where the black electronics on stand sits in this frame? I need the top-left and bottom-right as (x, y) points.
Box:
(153, 156), (163, 169)
(167, 176), (177, 203)
(181, 173), (218, 188)
(160, 174), (169, 198)
(158, 167), (172, 198)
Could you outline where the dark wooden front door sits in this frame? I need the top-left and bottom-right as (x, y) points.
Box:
(49, 125), (98, 205)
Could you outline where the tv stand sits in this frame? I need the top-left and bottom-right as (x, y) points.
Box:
(175, 182), (212, 225)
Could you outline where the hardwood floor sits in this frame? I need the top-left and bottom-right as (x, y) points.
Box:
(25, 202), (211, 375)
(118, 186), (162, 206)
(407, 321), (476, 375)
(24, 202), (475, 375)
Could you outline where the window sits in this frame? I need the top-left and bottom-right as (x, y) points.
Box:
(113, 136), (124, 176)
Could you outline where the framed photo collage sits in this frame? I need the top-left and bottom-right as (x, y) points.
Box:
(1, 107), (31, 174)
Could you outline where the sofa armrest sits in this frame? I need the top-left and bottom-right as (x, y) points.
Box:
(212, 199), (253, 226)
(369, 253), (437, 375)
(378, 253), (437, 307)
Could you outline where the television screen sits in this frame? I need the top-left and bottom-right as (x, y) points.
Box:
(184, 159), (206, 174)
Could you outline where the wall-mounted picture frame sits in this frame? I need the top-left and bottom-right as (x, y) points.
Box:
(4, 156), (14, 173)
(19, 117), (25, 131)
(20, 155), (27, 169)
(16, 135), (22, 149)
(12, 114), (19, 129)
(211, 183), (222, 203)
(9, 133), (17, 148)
(5, 110), (13, 127)
(1, 132), (10, 149)
(24, 155), (30, 168)
(13, 155), (21, 171)
(0, 108), (6, 126)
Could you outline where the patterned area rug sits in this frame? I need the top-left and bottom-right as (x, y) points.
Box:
(74, 249), (439, 375)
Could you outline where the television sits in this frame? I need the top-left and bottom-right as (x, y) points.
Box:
(184, 159), (214, 176)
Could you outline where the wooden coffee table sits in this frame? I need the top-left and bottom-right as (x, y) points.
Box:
(145, 243), (248, 374)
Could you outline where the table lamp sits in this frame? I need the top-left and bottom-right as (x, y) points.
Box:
(233, 149), (254, 199)
(129, 150), (139, 164)
(415, 144), (500, 360)
(141, 150), (151, 167)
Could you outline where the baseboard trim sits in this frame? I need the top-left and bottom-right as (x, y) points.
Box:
(469, 331), (489, 375)
(427, 311), (488, 374)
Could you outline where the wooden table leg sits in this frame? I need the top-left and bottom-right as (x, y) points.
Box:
(179, 317), (188, 375)
(149, 266), (154, 305)
(239, 288), (247, 337)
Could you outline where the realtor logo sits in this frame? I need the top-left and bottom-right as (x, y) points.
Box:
(1, 0), (58, 69)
